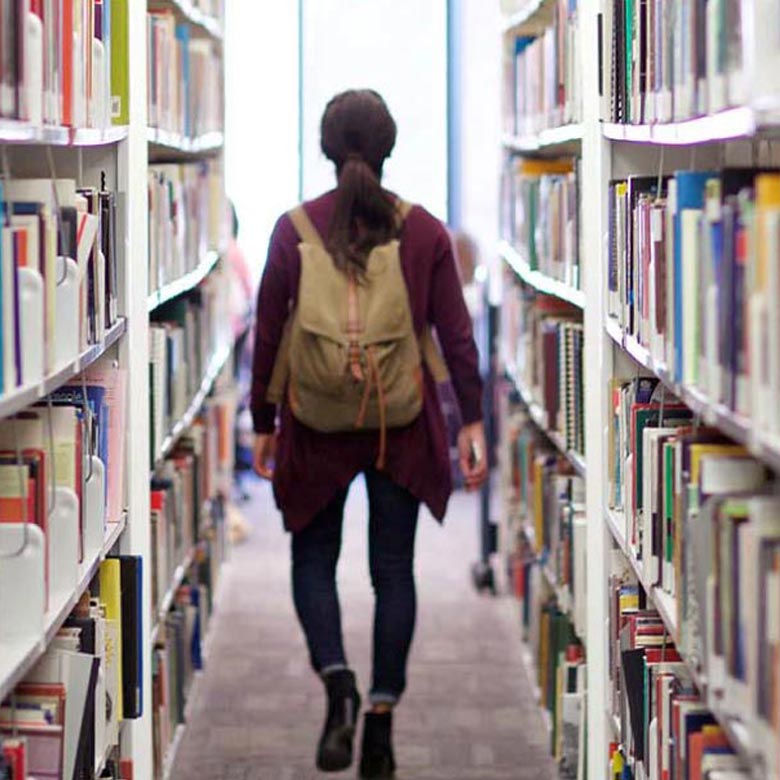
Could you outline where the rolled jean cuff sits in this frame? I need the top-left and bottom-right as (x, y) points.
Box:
(369, 691), (399, 707)
(320, 663), (349, 678)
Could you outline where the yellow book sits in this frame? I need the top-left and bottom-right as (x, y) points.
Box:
(518, 158), (574, 177)
(110, 0), (129, 125)
(533, 457), (545, 553)
(755, 174), (780, 291)
(99, 559), (124, 719)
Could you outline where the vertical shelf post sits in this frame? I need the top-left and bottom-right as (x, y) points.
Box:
(580, 0), (611, 777)
(118, 0), (152, 774)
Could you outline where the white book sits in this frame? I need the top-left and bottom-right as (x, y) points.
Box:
(1, 225), (16, 393)
(665, 180), (677, 371)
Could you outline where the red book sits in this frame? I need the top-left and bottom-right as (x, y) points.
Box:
(61, 0), (74, 126)
(1, 739), (26, 780)
(688, 729), (729, 780)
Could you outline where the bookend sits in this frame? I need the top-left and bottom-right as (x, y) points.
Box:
(18, 265), (44, 387)
(48, 486), (80, 599)
(0, 523), (46, 645)
(83, 455), (106, 557)
(54, 256), (80, 370)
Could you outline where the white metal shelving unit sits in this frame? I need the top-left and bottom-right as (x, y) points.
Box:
(0, 2), (229, 775)
(499, 0), (780, 777)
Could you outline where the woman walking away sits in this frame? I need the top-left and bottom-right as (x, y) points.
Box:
(250, 89), (487, 778)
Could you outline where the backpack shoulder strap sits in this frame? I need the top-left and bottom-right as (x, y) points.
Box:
(395, 198), (413, 227)
(288, 205), (324, 248)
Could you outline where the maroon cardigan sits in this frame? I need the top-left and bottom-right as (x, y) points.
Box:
(250, 190), (483, 532)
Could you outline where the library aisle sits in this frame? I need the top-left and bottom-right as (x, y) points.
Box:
(170, 478), (555, 780)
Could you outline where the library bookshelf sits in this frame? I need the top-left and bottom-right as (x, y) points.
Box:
(499, 0), (780, 778)
(0, 2), (234, 779)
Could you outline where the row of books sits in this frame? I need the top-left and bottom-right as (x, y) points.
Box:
(150, 400), (231, 619)
(149, 267), (230, 463)
(0, 0), (129, 128)
(0, 175), (119, 393)
(503, 404), (587, 641)
(147, 8), (223, 140)
(0, 360), (126, 626)
(148, 159), (225, 296)
(608, 373), (780, 771)
(152, 498), (226, 780)
(608, 565), (752, 779)
(501, 157), (580, 291)
(504, 0), (580, 137)
(501, 283), (585, 457)
(1, 554), (141, 780)
(607, 167), (780, 443)
(510, 549), (586, 780)
(604, 0), (780, 125)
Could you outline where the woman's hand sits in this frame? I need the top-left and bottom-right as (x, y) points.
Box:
(253, 433), (277, 480)
(457, 420), (488, 493)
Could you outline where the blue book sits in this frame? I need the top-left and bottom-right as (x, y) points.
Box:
(673, 171), (715, 381)
(175, 24), (191, 138)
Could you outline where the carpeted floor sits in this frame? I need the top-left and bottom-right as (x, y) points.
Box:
(170, 476), (556, 780)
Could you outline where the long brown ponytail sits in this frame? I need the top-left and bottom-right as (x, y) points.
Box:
(320, 90), (399, 275)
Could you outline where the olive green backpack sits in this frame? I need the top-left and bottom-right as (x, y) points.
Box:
(266, 200), (449, 467)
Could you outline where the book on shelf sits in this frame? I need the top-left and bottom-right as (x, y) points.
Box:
(501, 282), (584, 456)
(0, 175), (120, 391)
(148, 159), (225, 296)
(607, 554), (752, 779)
(151, 497), (226, 779)
(0, 354), (126, 650)
(147, 6), (223, 140)
(149, 268), (230, 463)
(602, 0), (750, 123)
(500, 156), (580, 291)
(0, 0), (129, 128)
(509, 529), (586, 777)
(502, 403), (587, 642)
(606, 373), (780, 772)
(1, 554), (142, 780)
(504, 0), (580, 137)
(607, 167), (780, 444)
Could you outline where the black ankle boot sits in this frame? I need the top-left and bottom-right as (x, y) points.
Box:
(359, 711), (396, 778)
(317, 669), (361, 772)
